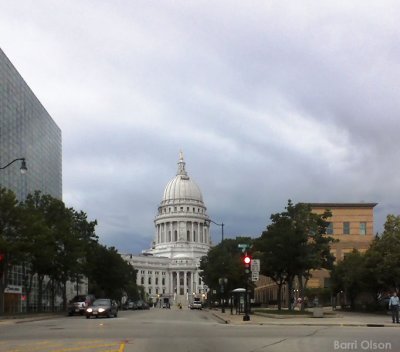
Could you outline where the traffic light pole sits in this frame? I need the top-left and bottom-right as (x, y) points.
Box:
(243, 252), (251, 321)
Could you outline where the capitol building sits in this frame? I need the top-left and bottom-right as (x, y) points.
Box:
(122, 153), (212, 304)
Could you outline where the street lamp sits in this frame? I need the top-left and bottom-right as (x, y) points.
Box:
(0, 158), (27, 174)
(205, 218), (226, 313)
(206, 219), (224, 242)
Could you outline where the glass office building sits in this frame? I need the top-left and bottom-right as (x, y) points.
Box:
(0, 47), (62, 200)
(1, 48), (63, 313)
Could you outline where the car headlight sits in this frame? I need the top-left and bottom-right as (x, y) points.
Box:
(98, 308), (105, 313)
(86, 308), (93, 313)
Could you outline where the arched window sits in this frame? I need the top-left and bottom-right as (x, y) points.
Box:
(187, 230), (190, 241)
(174, 230), (178, 242)
(193, 231), (196, 242)
(168, 231), (171, 242)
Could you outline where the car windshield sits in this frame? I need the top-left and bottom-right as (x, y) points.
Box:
(72, 295), (86, 302)
(92, 299), (110, 307)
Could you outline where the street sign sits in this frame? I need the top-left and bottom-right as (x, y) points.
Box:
(251, 272), (259, 282)
(238, 244), (250, 252)
(251, 259), (260, 272)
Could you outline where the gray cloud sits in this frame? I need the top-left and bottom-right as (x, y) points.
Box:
(1, 0), (399, 252)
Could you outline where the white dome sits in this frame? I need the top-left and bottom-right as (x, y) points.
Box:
(161, 153), (203, 203)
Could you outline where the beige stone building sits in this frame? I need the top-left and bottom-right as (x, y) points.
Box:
(254, 203), (377, 306)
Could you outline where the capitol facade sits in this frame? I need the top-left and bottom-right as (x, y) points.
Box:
(122, 153), (211, 304)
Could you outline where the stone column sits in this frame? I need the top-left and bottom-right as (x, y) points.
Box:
(177, 271), (181, 295)
(169, 271), (173, 295)
(191, 222), (194, 242)
(184, 271), (187, 296)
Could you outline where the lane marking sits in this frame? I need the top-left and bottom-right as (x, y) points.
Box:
(118, 342), (126, 352)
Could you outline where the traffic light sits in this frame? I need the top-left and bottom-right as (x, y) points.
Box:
(243, 252), (251, 274)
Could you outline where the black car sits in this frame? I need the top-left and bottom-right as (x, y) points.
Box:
(85, 298), (118, 318)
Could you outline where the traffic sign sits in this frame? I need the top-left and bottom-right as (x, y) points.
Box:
(251, 259), (260, 272)
(251, 272), (259, 282)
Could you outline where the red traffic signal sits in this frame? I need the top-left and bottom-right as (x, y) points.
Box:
(243, 255), (251, 265)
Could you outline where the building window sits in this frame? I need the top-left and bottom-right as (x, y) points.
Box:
(198, 278), (201, 285)
(155, 278), (159, 285)
(187, 230), (190, 241)
(326, 222), (333, 235)
(149, 288), (152, 294)
(343, 222), (350, 235)
(174, 230), (178, 241)
(162, 278), (165, 285)
(359, 222), (367, 235)
(141, 277), (144, 285)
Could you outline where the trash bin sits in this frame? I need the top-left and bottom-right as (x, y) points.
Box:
(313, 307), (323, 318)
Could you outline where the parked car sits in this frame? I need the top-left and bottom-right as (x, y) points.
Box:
(122, 299), (137, 310)
(68, 294), (96, 316)
(135, 300), (150, 310)
(190, 299), (202, 310)
(85, 298), (118, 318)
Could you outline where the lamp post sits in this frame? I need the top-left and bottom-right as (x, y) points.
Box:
(205, 219), (226, 312)
(0, 158), (27, 174)
(207, 219), (224, 242)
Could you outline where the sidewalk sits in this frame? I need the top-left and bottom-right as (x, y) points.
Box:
(210, 308), (400, 327)
(0, 312), (64, 325)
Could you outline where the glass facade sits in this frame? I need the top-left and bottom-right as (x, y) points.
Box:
(0, 48), (63, 313)
(0, 48), (62, 200)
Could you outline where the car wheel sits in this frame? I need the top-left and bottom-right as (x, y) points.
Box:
(86, 316), (90, 319)
(114, 311), (118, 317)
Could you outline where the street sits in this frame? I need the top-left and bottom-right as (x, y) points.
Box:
(0, 307), (399, 352)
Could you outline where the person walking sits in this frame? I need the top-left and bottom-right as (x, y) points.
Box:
(389, 291), (400, 323)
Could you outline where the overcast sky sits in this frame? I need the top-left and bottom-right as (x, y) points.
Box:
(1, 1), (399, 254)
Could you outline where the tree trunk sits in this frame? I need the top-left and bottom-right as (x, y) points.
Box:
(37, 275), (44, 313)
(287, 276), (294, 311)
(0, 259), (10, 315)
(277, 282), (283, 310)
(298, 274), (304, 311)
(50, 279), (55, 312)
(62, 279), (67, 311)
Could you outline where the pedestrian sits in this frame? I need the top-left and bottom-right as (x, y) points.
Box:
(388, 291), (400, 323)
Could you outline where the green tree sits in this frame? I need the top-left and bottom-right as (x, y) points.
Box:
(200, 237), (253, 305)
(0, 187), (24, 314)
(86, 244), (137, 301)
(364, 214), (400, 298)
(255, 200), (335, 310)
(330, 250), (367, 310)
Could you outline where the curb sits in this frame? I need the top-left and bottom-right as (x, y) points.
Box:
(211, 312), (230, 324)
(210, 313), (399, 328)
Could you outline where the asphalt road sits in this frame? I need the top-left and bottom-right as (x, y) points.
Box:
(0, 308), (399, 352)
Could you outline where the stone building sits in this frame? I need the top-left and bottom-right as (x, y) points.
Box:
(123, 153), (211, 305)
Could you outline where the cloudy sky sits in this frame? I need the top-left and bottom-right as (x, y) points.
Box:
(1, 1), (399, 253)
